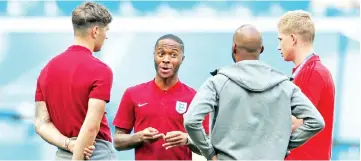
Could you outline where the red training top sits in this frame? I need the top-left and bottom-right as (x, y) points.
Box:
(113, 80), (210, 160)
(286, 54), (335, 160)
(35, 45), (113, 142)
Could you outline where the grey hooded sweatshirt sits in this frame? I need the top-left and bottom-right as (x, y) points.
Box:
(184, 60), (325, 160)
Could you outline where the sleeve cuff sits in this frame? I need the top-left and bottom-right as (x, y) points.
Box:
(113, 120), (133, 130)
(205, 150), (216, 160)
(186, 135), (193, 145)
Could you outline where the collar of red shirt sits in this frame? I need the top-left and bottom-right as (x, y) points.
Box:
(292, 54), (320, 74)
(151, 79), (182, 93)
(67, 45), (92, 54)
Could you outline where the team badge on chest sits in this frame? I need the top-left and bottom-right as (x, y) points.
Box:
(175, 101), (187, 114)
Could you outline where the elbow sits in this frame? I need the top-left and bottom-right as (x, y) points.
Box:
(113, 144), (121, 151)
(183, 117), (192, 131)
(113, 140), (123, 151)
(34, 120), (42, 135)
(113, 135), (128, 151)
(84, 124), (101, 134)
(184, 119), (197, 132)
(34, 126), (41, 135)
(317, 117), (326, 132)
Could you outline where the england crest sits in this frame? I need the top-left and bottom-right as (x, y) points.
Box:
(175, 101), (187, 114)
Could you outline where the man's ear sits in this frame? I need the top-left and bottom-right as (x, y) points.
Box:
(232, 43), (236, 54)
(260, 46), (264, 54)
(91, 26), (99, 39)
(180, 55), (185, 64)
(291, 34), (297, 46)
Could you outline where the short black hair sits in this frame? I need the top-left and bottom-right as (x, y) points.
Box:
(154, 34), (184, 53)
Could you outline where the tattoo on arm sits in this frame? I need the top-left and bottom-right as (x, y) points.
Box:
(35, 102), (51, 128)
(38, 116), (51, 128)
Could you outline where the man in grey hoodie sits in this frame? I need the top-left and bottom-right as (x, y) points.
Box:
(183, 24), (325, 160)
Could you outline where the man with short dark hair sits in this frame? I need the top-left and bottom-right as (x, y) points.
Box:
(34, 2), (115, 160)
(112, 34), (209, 160)
(184, 25), (325, 160)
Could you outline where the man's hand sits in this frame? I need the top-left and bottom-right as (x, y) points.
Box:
(162, 131), (188, 149)
(292, 115), (304, 132)
(211, 155), (218, 161)
(136, 127), (164, 144)
(68, 139), (96, 160)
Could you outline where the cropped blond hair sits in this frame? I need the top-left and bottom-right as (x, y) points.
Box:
(278, 10), (315, 43)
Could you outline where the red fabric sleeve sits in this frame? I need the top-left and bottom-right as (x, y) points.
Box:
(113, 88), (135, 130)
(88, 65), (113, 103)
(35, 77), (44, 101)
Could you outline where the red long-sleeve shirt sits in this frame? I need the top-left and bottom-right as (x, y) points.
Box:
(286, 54), (335, 160)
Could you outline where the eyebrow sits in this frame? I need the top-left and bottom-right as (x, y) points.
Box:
(157, 46), (179, 51)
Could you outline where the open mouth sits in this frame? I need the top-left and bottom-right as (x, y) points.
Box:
(160, 67), (172, 73)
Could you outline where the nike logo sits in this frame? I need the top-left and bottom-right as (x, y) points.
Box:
(138, 103), (148, 107)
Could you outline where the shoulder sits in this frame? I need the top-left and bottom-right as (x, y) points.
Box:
(179, 82), (197, 96)
(92, 58), (112, 72)
(125, 80), (153, 94)
(88, 60), (113, 80)
(303, 61), (332, 83)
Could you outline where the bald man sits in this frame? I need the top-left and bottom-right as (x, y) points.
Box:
(183, 25), (325, 160)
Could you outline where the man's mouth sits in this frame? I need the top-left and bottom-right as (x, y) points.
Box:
(160, 67), (172, 73)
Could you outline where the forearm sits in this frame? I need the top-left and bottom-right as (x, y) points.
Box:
(187, 139), (202, 155)
(184, 122), (215, 160)
(114, 133), (143, 151)
(289, 86), (325, 150)
(72, 126), (98, 160)
(35, 119), (68, 150)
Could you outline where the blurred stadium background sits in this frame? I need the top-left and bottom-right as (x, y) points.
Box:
(0, 0), (359, 160)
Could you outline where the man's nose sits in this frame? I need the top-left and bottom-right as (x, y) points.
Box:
(162, 55), (170, 63)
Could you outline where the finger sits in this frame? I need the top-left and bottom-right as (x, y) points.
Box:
(165, 136), (182, 142)
(163, 140), (183, 147)
(85, 156), (90, 160)
(143, 131), (159, 137)
(88, 145), (95, 150)
(143, 133), (155, 138)
(147, 127), (158, 133)
(162, 141), (183, 149)
(164, 132), (181, 139)
(165, 145), (176, 150)
(84, 148), (93, 154)
(84, 151), (92, 158)
(153, 133), (165, 139)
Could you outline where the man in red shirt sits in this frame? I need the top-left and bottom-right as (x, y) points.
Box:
(112, 34), (209, 160)
(34, 2), (115, 160)
(277, 10), (335, 160)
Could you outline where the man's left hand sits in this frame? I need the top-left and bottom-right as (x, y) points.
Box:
(162, 131), (188, 149)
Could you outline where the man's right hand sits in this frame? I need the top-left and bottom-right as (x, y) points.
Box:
(211, 155), (218, 161)
(292, 115), (303, 132)
(68, 139), (96, 160)
(136, 127), (164, 144)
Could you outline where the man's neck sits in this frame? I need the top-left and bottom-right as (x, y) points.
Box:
(293, 45), (314, 66)
(74, 37), (94, 53)
(236, 52), (259, 62)
(154, 75), (179, 90)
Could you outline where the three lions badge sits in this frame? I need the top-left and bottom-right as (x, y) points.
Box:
(175, 101), (187, 114)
